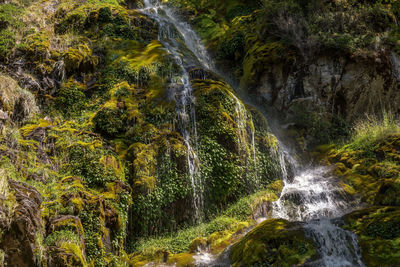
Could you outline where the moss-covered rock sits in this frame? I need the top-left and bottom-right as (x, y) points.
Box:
(344, 206), (400, 266)
(326, 134), (400, 205)
(230, 219), (318, 267)
(193, 78), (281, 215)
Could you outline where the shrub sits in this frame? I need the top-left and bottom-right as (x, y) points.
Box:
(56, 80), (87, 116)
(0, 30), (15, 60)
(68, 144), (119, 187)
(93, 107), (127, 137)
(0, 4), (23, 30)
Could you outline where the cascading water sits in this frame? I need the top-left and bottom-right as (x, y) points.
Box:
(272, 152), (365, 266)
(140, 0), (211, 221)
(140, 1), (365, 266)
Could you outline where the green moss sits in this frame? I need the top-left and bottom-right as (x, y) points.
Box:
(56, 79), (87, 116)
(131, 187), (280, 259)
(0, 4), (22, 60)
(63, 43), (98, 74)
(0, 29), (15, 60)
(93, 107), (128, 137)
(67, 142), (121, 188)
(230, 219), (317, 267)
(344, 207), (400, 266)
(166, 253), (194, 267)
(193, 79), (281, 215)
(327, 133), (400, 205)
(18, 31), (51, 62)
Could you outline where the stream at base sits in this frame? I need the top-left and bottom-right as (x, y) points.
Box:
(193, 166), (365, 267)
(139, 1), (366, 266)
(270, 161), (365, 267)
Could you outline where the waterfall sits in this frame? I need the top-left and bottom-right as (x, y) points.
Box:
(141, 0), (204, 221)
(306, 218), (365, 267)
(271, 156), (365, 266)
(140, 1), (365, 266)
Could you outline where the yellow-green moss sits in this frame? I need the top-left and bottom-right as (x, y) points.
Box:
(230, 219), (317, 267)
(344, 207), (400, 266)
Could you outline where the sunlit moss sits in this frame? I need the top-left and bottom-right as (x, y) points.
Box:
(230, 219), (317, 266)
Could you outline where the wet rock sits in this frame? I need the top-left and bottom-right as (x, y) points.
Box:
(0, 180), (43, 267)
(189, 238), (207, 253)
(47, 247), (86, 267)
(46, 215), (87, 267)
(189, 68), (220, 81)
(125, 0), (144, 9)
(251, 201), (272, 221)
(132, 13), (159, 42)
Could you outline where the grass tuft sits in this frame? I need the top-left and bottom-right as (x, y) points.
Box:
(347, 112), (400, 153)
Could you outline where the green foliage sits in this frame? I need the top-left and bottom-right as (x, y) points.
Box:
(0, 4), (23, 30)
(0, 29), (15, 60)
(217, 33), (245, 63)
(132, 188), (278, 256)
(259, 0), (394, 54)
(80, 208), (106, 266)
(67, 144), (119, 188)
(199, 136), (242, 207)
(45, 230), (80, 246)
(56, 80), (87, 116)
(0, 4), (23, 60)
(128, 150), (192, 238)
(55, 4), (139, 40)
(93, 107), (128, 137)
(193, 79), (281, 216)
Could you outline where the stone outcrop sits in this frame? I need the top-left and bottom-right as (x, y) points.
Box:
(0, 180), (43, 267)
(257, 53), (400, 123)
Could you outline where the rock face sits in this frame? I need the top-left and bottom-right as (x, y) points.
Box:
(0, 74), (38, 124)
(0, 180), (43, 267)
(257, 54), (400, 123)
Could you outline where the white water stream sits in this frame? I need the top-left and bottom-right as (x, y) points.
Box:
(140, 1), (365, 266)
(141, 0), (210, 221)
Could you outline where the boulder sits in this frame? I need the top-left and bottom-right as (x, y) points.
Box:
(230, 219), (318, 267)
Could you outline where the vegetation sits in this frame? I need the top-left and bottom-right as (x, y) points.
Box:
(230, 219), (317, 266)
(130, 184), (281, 265)
(318, 112), (400, 265)
(0, 0), (400, 266)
